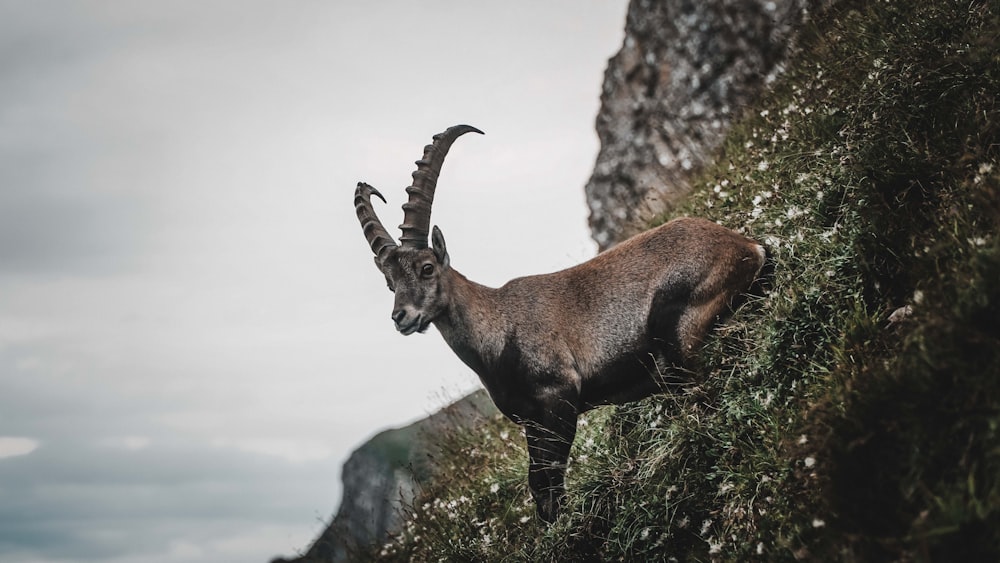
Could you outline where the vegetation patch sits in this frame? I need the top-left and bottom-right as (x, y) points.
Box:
(368, 1), (999, 560)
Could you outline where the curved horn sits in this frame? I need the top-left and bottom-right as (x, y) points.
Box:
(355, 182), (398, 264)
(399, 124), (484, 248)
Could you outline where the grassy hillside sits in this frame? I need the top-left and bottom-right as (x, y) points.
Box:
(370, 1), (1000, 560)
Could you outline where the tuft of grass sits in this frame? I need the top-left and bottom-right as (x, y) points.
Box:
(364, 1), (1000, 560)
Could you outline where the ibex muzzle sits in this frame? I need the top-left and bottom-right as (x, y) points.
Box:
(355, 125), (766, 523)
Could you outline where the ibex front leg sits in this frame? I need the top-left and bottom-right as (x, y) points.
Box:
(522, 393), (578, 524)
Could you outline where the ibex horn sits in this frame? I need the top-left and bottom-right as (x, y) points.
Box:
(355, 182), (398, 264)
(398, 124), (484, 248)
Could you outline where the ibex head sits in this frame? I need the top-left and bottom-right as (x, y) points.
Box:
(355, 125), (483, 335)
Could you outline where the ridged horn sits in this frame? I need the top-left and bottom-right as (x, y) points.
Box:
(355, 182), (398, 264)
(399, 124), (484, 248)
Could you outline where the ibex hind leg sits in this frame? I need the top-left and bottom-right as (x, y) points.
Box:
(677, 292), (734, 362)
(678, 243), (768, 358)
(678, 262), (765, 361)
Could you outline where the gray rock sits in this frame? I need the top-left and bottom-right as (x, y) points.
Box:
(586, 0), (819, 249)
(273, 390), (496, 562)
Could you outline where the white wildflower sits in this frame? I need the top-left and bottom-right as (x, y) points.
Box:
(813, 518), (826, 528)
(804, 456), (816, 468)
(759, 391), (774, 407)
(758, 160), (770, 171)
(798, 434), (809, 445)
(700, 518), (713, 535)
(708, 540), (723, 554)
(499, 430), (509, 441)
(786, 206), (805, 219)
(519, 515), (530, 524)
(489, 483), (500, 494)
(757, 542), (765, 555)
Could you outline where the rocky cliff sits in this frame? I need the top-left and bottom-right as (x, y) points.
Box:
(273, 390), (496, 562)
(586, 0), (819, 249)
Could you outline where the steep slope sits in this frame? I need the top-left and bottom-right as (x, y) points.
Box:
(370, 1), (1000, 561)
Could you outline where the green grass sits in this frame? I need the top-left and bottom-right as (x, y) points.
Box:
(367, 1), (1000, 560)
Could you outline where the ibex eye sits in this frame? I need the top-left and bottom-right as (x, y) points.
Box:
(421, 264), (435, 277)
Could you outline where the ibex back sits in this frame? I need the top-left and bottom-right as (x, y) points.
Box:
(355, 125), (766, 523)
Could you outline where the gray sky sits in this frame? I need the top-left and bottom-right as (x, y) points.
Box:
(0, 1), (627, 561)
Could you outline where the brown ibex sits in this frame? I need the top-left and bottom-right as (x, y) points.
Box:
(354, 125), (766, 523)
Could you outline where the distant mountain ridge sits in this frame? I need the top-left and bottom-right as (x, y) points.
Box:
(273, 390), (496, 562)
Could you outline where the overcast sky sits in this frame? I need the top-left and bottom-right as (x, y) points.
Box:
(0, 1), (627, 561)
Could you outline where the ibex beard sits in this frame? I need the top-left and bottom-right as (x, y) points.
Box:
(355, 125), (767, 524)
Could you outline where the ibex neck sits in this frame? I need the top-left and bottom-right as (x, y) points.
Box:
(432, 269), (506, 377)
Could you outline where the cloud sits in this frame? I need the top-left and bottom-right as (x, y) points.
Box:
(98, 436), (152, 451)
(0, 438), (338, 562)
(0, 437), (39, 459)
(0, 185), (151, 275)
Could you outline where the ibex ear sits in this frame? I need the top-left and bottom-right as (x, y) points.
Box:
(431, 225), (450, 269)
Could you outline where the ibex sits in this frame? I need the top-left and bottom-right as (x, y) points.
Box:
(354, 125), (766, 523)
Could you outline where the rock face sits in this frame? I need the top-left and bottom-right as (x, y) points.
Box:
(273, 390), (496, 562)
(586, 0), (819, 249)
